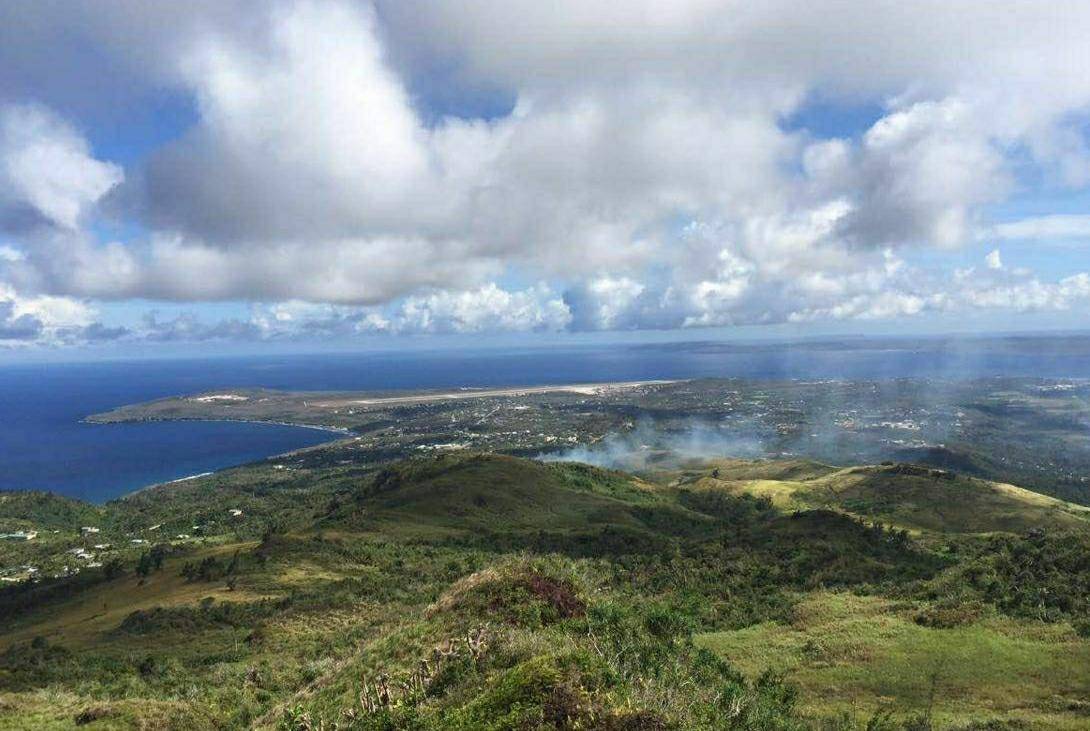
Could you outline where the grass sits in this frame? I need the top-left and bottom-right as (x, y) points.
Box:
(699, 477), (812, 510)
(2, 541), (265, 648)
(342, 453), (676, 535)
(667, 459), (1090, 534)
(697, 591), (1090, 728)
(0, 690), (207, 731)
(807, 466), (1090, 533)
(3, 452), (1090, 729)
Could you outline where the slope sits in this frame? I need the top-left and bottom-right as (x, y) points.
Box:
(674, 459), (1090, 534)
(3, 454), (1090, 729)
(322, 452), (716, 546)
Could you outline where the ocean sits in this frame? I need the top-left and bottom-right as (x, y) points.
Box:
(3, 334), (1090, 503)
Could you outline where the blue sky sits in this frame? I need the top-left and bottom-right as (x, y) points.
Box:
(2, 1), (1090, 359)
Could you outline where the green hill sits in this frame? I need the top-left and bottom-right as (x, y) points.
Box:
(2, 453), (1090, 729)
(333, 453), (671, 533)
(322, 453), (725, 555)
(0, 491), (107, 531)
(675, 459), (1090, 534)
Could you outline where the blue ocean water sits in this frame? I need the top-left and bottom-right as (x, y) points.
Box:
(2, 335), (1090, 503)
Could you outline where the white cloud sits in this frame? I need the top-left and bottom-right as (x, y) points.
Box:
(243, 283), (572, 338)
(985, 249), (1003, 270)
(788, 291), (930, 323)
(0, 105), (122, 231)
(793, 258), (1090, 323)
(565, 277), (647, 331)
(112, 259), (1090, 344)
(152, 1), (429, 243)
(0, 282), (104, 347)
(388, 283), (571, 334)
(991, 215), (1090, 242)
(840, 98), (1009, 248)
(0, 245), (24, 262)
(2, 1), (1090, 343)
(682, 249), (755, 327)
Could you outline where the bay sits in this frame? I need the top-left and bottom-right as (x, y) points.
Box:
(3, 334), (1090, 502)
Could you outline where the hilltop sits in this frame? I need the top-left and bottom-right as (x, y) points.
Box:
(1, 453), (1089, 729)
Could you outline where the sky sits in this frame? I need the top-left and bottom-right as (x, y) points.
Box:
(2, 1), (1090, 358)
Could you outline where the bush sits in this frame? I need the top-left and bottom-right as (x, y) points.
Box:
(913, 600), (985, 628)
(430, 560), (586, 628)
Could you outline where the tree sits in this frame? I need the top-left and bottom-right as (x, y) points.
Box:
(226, 550), (241, 575)
(136, 551), (153, 578)
(150, 544), (167, 571)
(103, 558), (124, 580)
(197, 556), (223, 582)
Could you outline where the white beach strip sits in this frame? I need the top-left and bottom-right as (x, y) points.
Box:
(166, 472), (213, 483)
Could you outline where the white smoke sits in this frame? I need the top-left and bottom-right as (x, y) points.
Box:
(540, 420), (766, 470)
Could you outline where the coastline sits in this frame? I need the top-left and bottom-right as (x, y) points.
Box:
(86, 418), (350, 502)
(113, 426), (350, 500)
(83, 414), (353, 436)
(165, 471), (213, 484)
(84, 379), (681, 424)
(78, 379), (679, 501)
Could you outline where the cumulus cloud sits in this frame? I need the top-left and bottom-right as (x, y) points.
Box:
(57, 258), (1090, 347)
(1, 1), (1090, 343)
(0, 283), (112, 347)
(956, 270), (1090, 313)
(0, 105), (122, 232)
(388, 284), (571, 334)
(128, 283), (570, 342)
(837, 99), (1009, 249)
(144, 1), (429, 243)
(0, 301), (42, 342)
(564, 277), (647, 331)
(138, 311), (261, 343)
(788, 251), (1090, 323)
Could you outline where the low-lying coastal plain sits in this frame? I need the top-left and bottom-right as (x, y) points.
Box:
(86, 377), (1090, 506)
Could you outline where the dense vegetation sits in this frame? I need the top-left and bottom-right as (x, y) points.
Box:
(2, 452), (1089, 729)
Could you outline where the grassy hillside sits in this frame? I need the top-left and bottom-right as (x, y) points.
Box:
(2, 453), (1090, 729)
(0, 491), (107, 531)
(331, 454), (678, 534)
(697, 592), (1090, 729)
(671, 459), (1090, 534)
